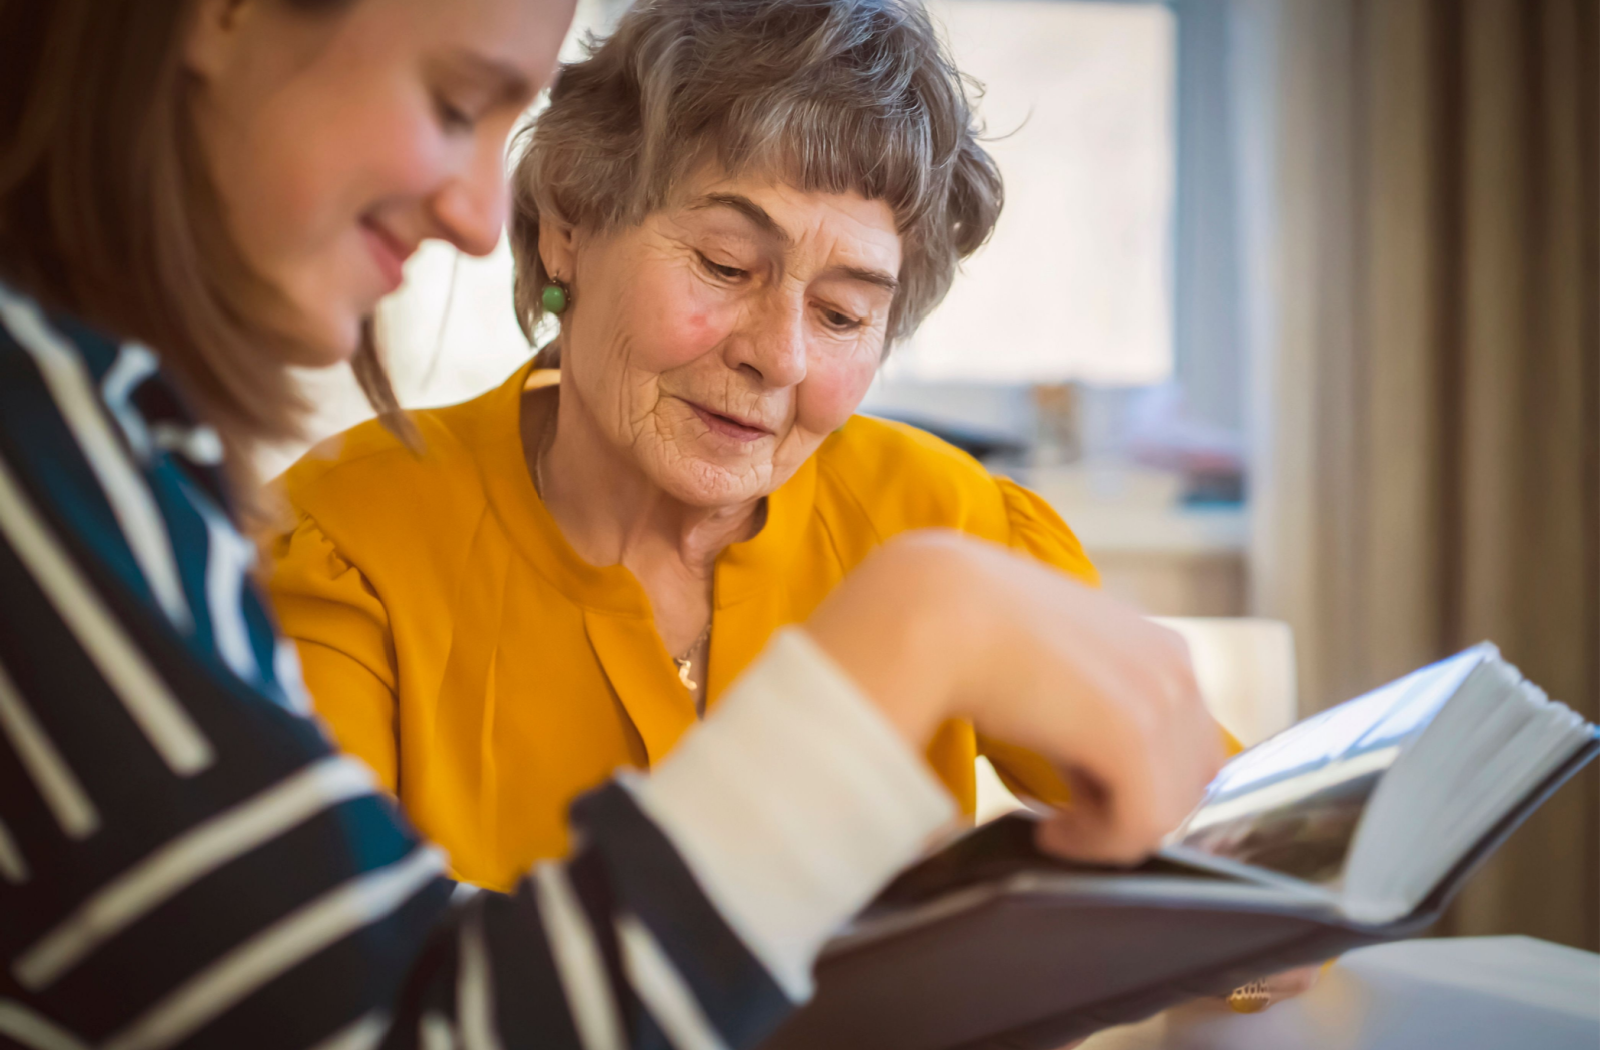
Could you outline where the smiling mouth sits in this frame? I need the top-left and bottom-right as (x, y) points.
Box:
(684, 400), (773, 442)
(359, 218), (416, 293)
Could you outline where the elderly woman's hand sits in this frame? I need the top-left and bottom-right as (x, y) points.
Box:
(806, 530), (1225, 866)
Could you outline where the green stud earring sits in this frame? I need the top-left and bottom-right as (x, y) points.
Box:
(541, 281), (569, 315)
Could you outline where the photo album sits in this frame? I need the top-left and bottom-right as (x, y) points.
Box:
(761, 644), (1600, 1050)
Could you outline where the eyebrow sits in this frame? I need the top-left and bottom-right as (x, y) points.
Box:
(447, 49), (536, 106)
(692, 194), (791, 244)
(837, 265), (900, 294)
(690, 193), (900, 293)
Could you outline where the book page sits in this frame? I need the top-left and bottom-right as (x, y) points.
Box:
(1164, 647), (1494, 887)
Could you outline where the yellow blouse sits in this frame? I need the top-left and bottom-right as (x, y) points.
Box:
(269, 361), (1100, 890)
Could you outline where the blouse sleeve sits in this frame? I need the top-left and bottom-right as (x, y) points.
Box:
(995, 475), (1101, 587)
(267, 513), (401, 791)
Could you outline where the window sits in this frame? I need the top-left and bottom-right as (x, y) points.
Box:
(891, 0), (1177, 387)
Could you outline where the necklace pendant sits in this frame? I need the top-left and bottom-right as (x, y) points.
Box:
(675, 622), (711, 695)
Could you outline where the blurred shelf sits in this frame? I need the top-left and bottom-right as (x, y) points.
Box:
(1055, 504), (1247, 556)
(1014, 464), (1247, 555)
(1011, 465), (1249, 616)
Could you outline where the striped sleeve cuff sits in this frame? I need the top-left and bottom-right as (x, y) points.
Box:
(623, 626), (958, 1001)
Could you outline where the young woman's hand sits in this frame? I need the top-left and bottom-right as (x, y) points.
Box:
(805, 530), (1225, 865)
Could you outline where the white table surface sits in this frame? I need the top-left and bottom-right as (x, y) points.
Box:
(1079, 936), (1600, 1050)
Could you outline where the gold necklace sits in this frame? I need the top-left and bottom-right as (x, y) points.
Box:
(675, 621), (712, 693)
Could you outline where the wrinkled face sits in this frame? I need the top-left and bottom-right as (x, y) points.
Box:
(552, 169), (902, 507)
(184, 0), (572, 362)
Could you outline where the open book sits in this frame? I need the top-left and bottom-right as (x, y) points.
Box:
(761, 644), (1599, 1050)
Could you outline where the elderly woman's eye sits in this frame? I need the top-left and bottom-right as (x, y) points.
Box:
(821, 308), (863, 331)
(697, 252), (747, 281)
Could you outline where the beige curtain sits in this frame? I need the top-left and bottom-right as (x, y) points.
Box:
(1239, 0), (1599, 950)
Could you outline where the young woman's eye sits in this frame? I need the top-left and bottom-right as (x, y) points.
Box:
(433, 95), (476, 133)
(697, 252), (747, 281)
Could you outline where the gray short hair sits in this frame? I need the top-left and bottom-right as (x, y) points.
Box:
(510, 0), (1003, 352)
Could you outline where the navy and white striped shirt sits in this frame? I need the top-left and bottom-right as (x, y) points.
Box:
(0, 282), (955, 1049)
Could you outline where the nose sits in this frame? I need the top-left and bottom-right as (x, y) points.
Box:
(429, 140), (509, 258)
(731, 297), (808, 389)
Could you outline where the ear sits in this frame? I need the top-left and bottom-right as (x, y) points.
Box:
(183, 0), (256, 82)
(537, 217), (581, 285)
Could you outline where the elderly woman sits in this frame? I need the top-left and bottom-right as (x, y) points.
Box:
(269, 0), (1212, 892)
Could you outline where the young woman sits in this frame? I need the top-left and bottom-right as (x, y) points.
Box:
(0, 1), (1224, 1047)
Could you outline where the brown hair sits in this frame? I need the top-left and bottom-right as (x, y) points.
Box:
(0, 0), (402, 465)
(510, 0), (1003, 361)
